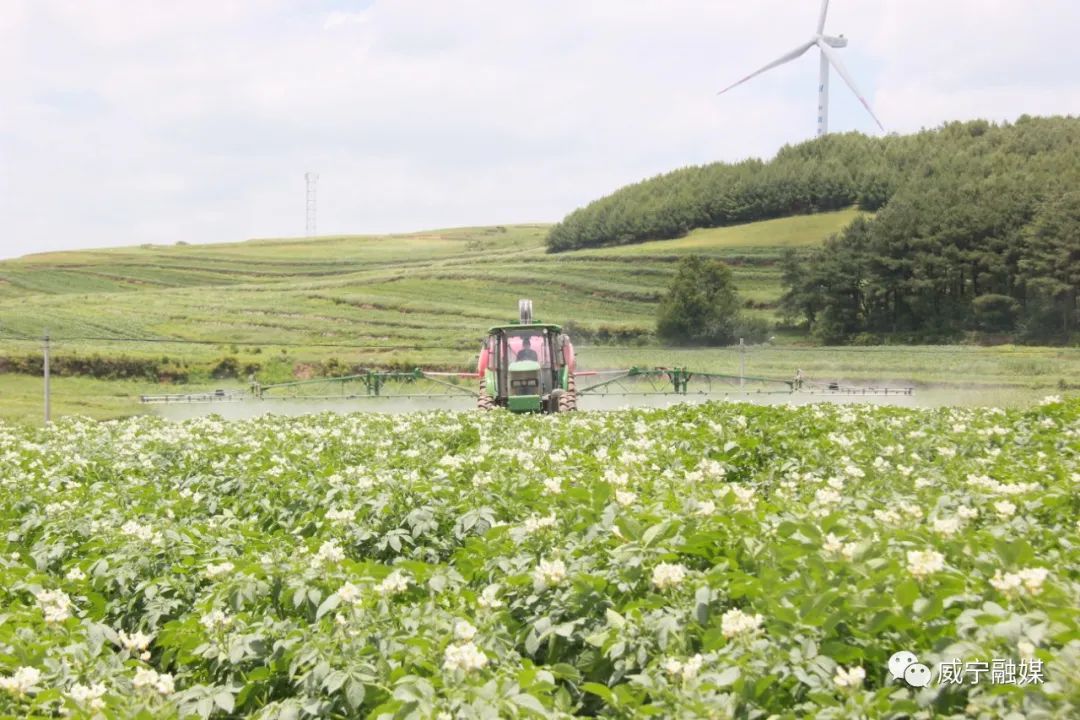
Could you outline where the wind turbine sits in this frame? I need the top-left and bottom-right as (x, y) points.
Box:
(717, 0), (883, 137)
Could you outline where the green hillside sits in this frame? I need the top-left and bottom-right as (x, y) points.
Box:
(0, 212), (859, 368)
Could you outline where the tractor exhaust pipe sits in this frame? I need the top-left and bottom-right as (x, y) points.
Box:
(518, 299), (533, 324)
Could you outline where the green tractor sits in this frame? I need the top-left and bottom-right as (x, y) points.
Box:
(476, 300), (577, 413)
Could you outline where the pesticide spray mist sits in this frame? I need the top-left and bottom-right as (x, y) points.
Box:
(151, 382), (1047, 422)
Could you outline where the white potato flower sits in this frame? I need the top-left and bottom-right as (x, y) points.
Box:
(720, 608), (764, 638)
(454, 620), (478, 642)
(477, 584), (503, 609)
(604, 470), (629, 487)
(993, 500), (1017, 518)
(471, 472), (494, 487)
(906, 550), (945, 578)
(651, 562), (687, 590)
(120, 520), (154, 541)
(337, 581), (362, 605)
(956, 506), (979, 520)
(377, 570), (411, 596)
(932, 517), (961, 537)
(843, 463), (865, 479)
(663, 654), (704, 683)
(133, 668), (175, 696)
(680, 654), (704, 680)
(442, 641), (489, 673)
(523, 513), (557, 533)
(68, 682), (107, 710)
(65, 567), (86, 581)
(1017, 567), (1049, 594)
(118, 630), (154, 653)
(543, 477), (562, 495)
(815, 488), (842, 506)
(899, 502), (923, 519)
(695, 500), (716, 516)
(1018, 640), (1036, 658)
(834, 665), (865, 689)
(0, 666), (41, 697)
(35, 589), (73, 624)
(615, 490), (638, 507)
(534, 559), (568, 589)
(823, 533), (843, 554)
(990, 569), (1023, 594)
(205, 561), (234, 579)
(996, 482), (1039, 496)
(873, 508), (902, 525)
(315, 540), (346, 564)
(325, 507), (355, 523)
(663, 658), (684, 676)
(732, 485), (756, 509)
(199, 609), (232, 632)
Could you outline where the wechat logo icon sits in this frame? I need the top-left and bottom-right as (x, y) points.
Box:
(889, 651), (932, 688)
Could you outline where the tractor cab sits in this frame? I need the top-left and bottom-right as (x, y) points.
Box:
(476, 300), (576, 413)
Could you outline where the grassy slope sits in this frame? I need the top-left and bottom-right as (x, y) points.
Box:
(0, 212), (861, 359)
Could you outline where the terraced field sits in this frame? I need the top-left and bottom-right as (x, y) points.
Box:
(0, 212), (862, 363)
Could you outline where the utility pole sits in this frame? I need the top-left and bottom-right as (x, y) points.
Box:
(739, 337), (745, 388)
(305, 172), (319, 237)
(43, 330), (51, 424)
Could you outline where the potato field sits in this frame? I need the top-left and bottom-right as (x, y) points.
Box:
(1, 398), (1077, 718)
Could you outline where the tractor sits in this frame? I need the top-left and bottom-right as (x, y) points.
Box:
(476, 300), (576, 413)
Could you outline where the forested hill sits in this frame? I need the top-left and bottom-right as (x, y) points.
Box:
(547, 116), (1080, 344)
(546, 116), (1080, 253)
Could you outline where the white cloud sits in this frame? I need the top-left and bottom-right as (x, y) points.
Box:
(1, 0), (1078, 257)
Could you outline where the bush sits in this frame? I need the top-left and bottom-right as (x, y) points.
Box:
(211, 356), (241, 379)
(656, 257), (749, 346)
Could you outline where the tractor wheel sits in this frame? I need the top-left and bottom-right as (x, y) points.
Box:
(477, 380), (495, 411)
(549, 389), (564, 413)
(558, 374), (577, 412)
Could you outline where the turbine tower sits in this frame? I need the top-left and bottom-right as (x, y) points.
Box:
(717, 0), (883, 137)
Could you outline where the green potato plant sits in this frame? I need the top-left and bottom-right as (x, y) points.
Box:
(0, 396), (1077, 718)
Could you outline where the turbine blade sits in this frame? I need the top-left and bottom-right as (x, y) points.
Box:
(817, 0), (830, 34)
(717, 41), (815, 95)
(816, 41), (885, 131)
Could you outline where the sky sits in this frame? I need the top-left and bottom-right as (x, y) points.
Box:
(2, 0), (1080, 258)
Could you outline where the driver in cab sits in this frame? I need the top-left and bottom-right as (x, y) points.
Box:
(516, 336), (539, 361)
